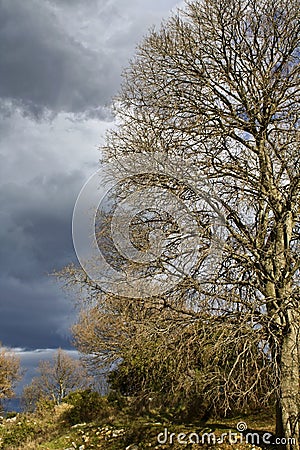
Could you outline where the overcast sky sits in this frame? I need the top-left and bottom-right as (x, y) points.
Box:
(0, 0), (182, 394)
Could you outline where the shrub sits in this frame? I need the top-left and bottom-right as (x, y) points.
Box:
(0, 418), (38, 448)
(63, 390), (113, 425)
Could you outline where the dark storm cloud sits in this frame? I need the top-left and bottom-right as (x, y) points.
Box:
(0, 172), (80, 280)
(0, 106), (106, 349)
(0, 278), (73, 349)
(0, 169), (85, 348)
(0, 0), (118, 118)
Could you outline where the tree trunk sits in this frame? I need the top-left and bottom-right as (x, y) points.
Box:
(277, 315), (300, 450)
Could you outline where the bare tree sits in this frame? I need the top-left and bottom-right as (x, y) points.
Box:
(66, 0), (300, 447)
(22, 349), (92, 408)
(0, 346), (21, 411)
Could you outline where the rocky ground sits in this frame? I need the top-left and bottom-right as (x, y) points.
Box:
(0, 402), (275, 449)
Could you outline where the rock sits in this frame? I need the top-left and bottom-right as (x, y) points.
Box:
(6, 416), (17, 423)
(71, 423), (87, 428)
(112, 428), (125, 437)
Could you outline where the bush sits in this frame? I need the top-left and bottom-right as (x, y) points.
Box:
(35, 397), (56, 416)
(0, 418), (38, 448)
(63, 390), (113, 425)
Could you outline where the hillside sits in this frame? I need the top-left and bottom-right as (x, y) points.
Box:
(0, 394), (275, 450)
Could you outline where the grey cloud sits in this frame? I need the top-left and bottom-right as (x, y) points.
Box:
(0, 276), (75, 349)
(0, 0), (118, 118)
(0, 167), (87, 350)
(0, 109), (103, 350)
(0, 171), (83, 281)
(0, 0), (181, 119)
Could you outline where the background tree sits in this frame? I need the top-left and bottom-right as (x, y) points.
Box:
(22, 349), (92, 410)
(64, 0), (300, 447)
(0, 345), (21, 411)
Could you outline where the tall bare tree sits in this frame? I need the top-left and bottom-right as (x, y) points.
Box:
(106, 0), (300, 445)
(66, 0), (300, 447)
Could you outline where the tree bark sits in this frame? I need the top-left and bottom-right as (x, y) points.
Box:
(277, 314), (300, 450)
